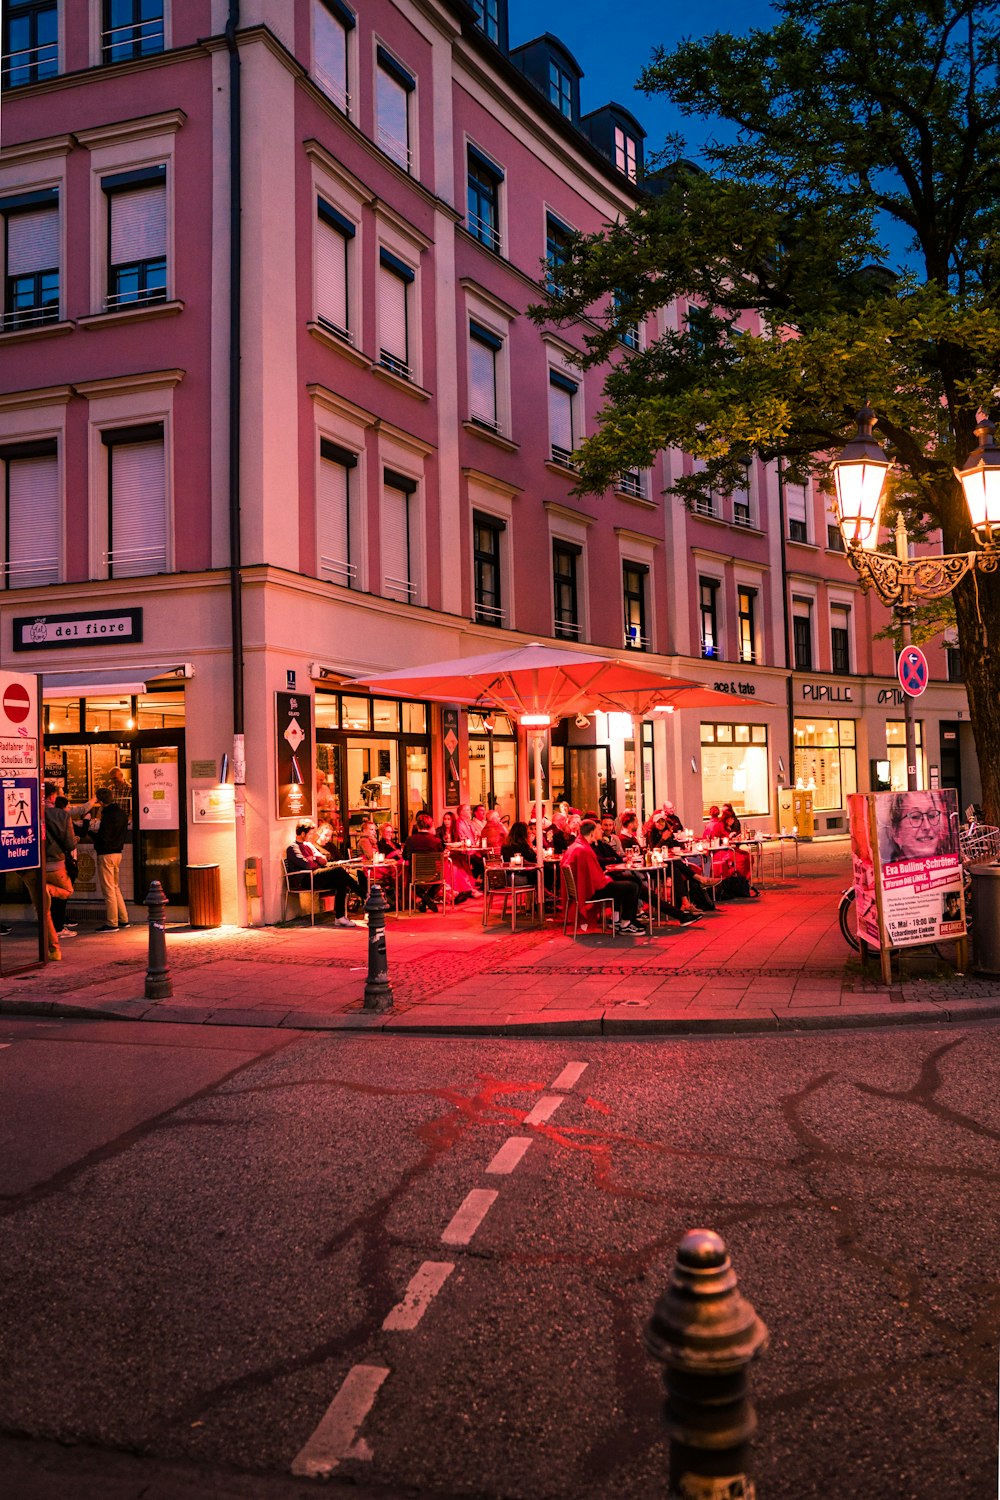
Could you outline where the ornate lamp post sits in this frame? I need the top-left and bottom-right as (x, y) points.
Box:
(830, 407), (1000, 792)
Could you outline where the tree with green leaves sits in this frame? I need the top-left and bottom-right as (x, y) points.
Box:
(531, 0), (1000, 820)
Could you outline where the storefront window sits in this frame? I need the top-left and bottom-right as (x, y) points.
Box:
(402, 702), (427, 734)
(315, 691), (431, 851)
(84, 696), (134, 733)
(136, 691), (185, 730)
(44, 698), (80, 733)
(468, 719), (517, 820)
(316, 696), (340, 729)
(887, 719), (924, 791)
(700, 722), (769, 816)
(372, 698), (400, 732)
(793, 717), (857, 809)
(340, 696), (371, 730)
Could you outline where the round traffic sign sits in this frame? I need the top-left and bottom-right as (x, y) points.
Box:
(898, 645), (929, 697)
(2, 683), (31, 724)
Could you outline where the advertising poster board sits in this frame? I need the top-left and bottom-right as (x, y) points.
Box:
(849, 788), (965, 950)
(275, 692), (313, 819)
(137, 762), (179, 829)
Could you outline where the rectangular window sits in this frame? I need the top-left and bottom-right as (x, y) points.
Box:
(382, 468), (416, 603)
(467, 146), (503, 253)
(376, 47), (414, 172)
(2, 0), (58, 88)
(733, 460), (753, 527)
(699, 576), (720, 659)
(614, 126), (637, 181)
(887, 718), (924, 791)
(738, 585), (757, 664)
(553, 541), (581, 639)
(318, 439), (357, 588)
(471, 0), (499, 43)
(548, 370), (578, 467)
(612, 288), (639, 349)
(104, 166), (167, 310)
(102, 0), (164, 64)
(946, 645), (963, 682)
(1, 187), (59, 330)
(793, 717), (857, 810)
(103, 423), (167, 579)
(468, 320), (501, 431)
(830, 603), (851, 674)
(827, 522), (846, 552)
(787, 483), (809, 543)
(792, 596), (813, 671)
(549, 59), (572, 117)
(623, 562), (647, 650)
(473, 511), (504, 626)
(701, 721), (769, 817)
(617, 470), (645, 499)
(377, 248), (413, 379)
(316, 198), (354, 340)
(545, 213), (572, 294)
(1, 439), (59, 587)
(313, 0), (353, 113)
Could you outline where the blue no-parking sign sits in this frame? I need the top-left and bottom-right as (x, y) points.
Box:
(897, 646), (929, 697)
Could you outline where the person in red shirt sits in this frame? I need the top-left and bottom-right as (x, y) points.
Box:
(562, 819), (645, 934)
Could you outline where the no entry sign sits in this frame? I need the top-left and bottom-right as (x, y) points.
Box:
(2, 682), (31, 724)
(897, 645), (929, 697)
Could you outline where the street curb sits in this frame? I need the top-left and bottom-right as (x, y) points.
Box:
(3, 994), (1000, 1037)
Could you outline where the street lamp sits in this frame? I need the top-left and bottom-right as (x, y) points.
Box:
(830, 408), (1000, 791)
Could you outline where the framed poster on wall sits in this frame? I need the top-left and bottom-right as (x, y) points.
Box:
(276, 692), (314, 820)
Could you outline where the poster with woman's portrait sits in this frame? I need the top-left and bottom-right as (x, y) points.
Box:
(873, 787), (965, 947)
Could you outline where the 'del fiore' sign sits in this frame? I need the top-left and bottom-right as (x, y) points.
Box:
(12, 608), (143, 650)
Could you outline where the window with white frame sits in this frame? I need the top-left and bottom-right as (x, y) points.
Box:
(623, 561), (648, 650)
(737, 584), (758, 664)
(545, 213), (572, 295)
(1, 187), (59, 330)
(691, 458), (718, 518)
(612, 288), (639, 349)
(376, 46), (414, 172)
(792, 595), (814, 671)
(699, 575), (721, 658)
(316, 198), (354, 340)
(103, 423), (167, 578)
(732, 459), (754, 527)
(787, 482), (809, 542)
(317, 439), (357, 588)
(2, 0), (58, 88)
(102, 0), (164, 64)
(382, 468), (417, 602)
(553, 540), (581, 638)
(377, 248), (414, 379)
(103, 166), (167, 310)
(1, 438), (59, 587)
(467, 146), (503, 253)
(830, 601), (851, 674)
(548, 371), (578, 467)
(313, 0), (353, 113)
(617, 470), (646, 499)
(468, 320), (502, 432)
(473, 511), (504, 626)
(614, 125), (638, 181)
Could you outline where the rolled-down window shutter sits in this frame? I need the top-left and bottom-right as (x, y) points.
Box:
(318, 443), (355, 586)
(469, 339), (497, 427)
(7, 206), (59, 275)
(382, 480), (412, 601)
(109, 436), (167, 578)
(316, 213), (350, 335)
(548, 380), (574, 454)
(7, 453), (59, 588)
(110, 184), (167, 265)
(378, 259), (409, 372)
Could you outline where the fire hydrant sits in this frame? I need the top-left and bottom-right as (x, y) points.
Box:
(363, 879), (393, 1011)
(645, 1228), (768, 1499)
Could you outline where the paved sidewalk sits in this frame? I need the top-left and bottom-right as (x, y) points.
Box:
(1, 841), (997, 1036)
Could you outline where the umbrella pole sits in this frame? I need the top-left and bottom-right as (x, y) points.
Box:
(534, 731), (545, 917)
(632, 715), (645, 830)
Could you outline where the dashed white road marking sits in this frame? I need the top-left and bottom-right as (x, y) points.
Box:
(290, 1364), (388, 1478)
(441, 1188), (498, 1246)
(382, 1261), (454, 1331)
(486, 1136), (532, 1175)
(0, 1044), (10, 1051)
(523, 1094), (564, 1128)
(551, 1061), (588, 1091)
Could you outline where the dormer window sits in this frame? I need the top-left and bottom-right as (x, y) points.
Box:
(614, 126), (637, 182)
(471, 0), (500, 44)
(549, 59), (572, 118)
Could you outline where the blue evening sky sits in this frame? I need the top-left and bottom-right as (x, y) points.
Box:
(507, 0), (779, 162)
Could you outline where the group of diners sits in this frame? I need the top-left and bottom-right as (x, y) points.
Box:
(283, 796), (761, 931)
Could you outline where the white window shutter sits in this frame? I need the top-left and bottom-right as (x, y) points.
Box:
(549, 384), (572, 452)
(314, 2), (348, 110)
(469, 337), (497, 426)
(110, 440), (167, 577)
(379, 264), (408, 369)
(318, 456), (352, 586)
(787, 485), (808, 524)
(316, 219), (349, 335)
(7, 206), (59, 275)
(7, 456), (59, 587)
(110, 185), (167, 264)
(382, 485), (411, 601)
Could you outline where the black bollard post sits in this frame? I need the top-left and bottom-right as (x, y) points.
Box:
(144, 880), (173, 1000)
(645, 1228), (768, 1499)
(363, 880), (393, 1011)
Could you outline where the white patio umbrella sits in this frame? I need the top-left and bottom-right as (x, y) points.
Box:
(349, 643), (749, 906)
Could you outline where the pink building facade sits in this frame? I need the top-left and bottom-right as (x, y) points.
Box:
(0, 0), (977, 922)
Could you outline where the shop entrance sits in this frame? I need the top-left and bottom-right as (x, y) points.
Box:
(315, 692), (430, 853)
(467, 712), (517, 820)
(550, 745), (616, 816)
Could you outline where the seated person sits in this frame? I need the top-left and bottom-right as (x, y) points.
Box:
(501, 820), (538, 887)
(378, 823), (404, 860)
(617, 811), (642, 851)
(482, 809), (507, 857)
(358, 818), (397, 907)
(285, 823), (365, 927)
(563, 819), (699, 933)
(403, 812), (446, 912)
(593, 814), (625, 867)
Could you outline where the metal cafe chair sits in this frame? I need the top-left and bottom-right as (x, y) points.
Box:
(282, 859), (320, 925)
(482, 864), (536, 930)
(408, 852), (452, 914)
(561, 864), (614, 939)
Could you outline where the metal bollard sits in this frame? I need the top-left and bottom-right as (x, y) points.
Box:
(645, 1228), (768, 1499)
(144, 880), (173, 1001)
(363, 879), (393, 1011)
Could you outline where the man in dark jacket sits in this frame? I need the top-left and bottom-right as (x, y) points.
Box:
(91, 787), (130, 931)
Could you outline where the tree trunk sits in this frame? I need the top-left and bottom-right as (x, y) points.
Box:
(953, 566), (1000, 825)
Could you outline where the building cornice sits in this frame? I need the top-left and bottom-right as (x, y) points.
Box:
(463, 468), (523, 498)
(614, 527), (660, 548)
(543, 501), (594, 528)
(73, 370), (185, 399)
(0, 133), (74, 166)
(459, 277), (521, 321)
(306, 383), (378, 428)
(0, 384), (73, 411)
(74, 109), (188, 149)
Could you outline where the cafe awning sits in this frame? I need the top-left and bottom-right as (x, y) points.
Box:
(42, 664), (193, 698)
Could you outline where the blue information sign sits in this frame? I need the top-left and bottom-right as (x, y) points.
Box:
(0, 775), (39, 872)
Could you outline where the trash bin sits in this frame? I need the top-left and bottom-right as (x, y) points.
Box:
(187, 864), (222, 928)
(970, 862), (1000, 974)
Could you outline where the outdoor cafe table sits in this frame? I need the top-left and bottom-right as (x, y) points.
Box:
(361, 856), (405, 915)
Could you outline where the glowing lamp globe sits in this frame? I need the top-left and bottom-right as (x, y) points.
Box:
(831, 406), (891, 548)
(955, 419), (1000, 546)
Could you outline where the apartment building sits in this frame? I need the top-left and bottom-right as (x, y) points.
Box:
(0, 0), (977, 921)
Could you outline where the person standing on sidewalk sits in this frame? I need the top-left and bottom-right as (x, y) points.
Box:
(91, 787), (130, 932)
(42, 782), (76, 960)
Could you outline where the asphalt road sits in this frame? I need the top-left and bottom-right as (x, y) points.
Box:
(0, 1016), (997, 1500)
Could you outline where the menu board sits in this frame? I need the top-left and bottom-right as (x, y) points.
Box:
(63, 746), (89, 804)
